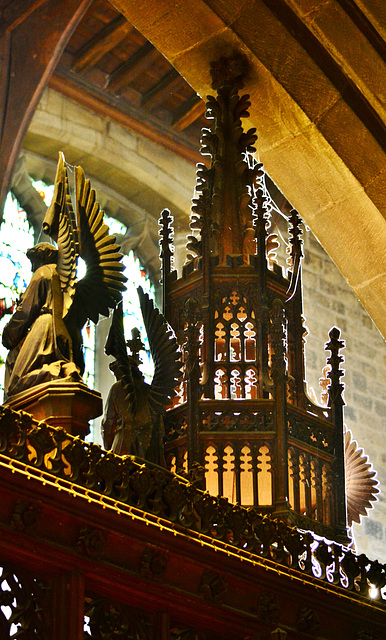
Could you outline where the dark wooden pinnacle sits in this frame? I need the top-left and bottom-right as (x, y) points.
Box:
(192, 54), (258, 262)
(325, 326), (345, 407)
(159, 208), (174, 317)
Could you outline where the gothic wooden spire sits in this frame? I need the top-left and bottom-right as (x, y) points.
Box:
(191, 53), (262, 263)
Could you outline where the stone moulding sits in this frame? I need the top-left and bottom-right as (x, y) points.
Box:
(0, 405), (385, 605)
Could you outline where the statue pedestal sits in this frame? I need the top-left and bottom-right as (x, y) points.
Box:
(5, 381), (103, 439)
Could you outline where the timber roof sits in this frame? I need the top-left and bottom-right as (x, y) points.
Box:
(51, 0), (206, 165)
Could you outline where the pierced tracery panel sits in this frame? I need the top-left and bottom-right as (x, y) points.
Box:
(84, 597), (154, 640)
(200, 407), (273, 432)
(322, 463), (334, 526)
(245, 367), (258, 399)
(257, 444), (273, 506)
(204, 445), (219, 497)
(0, 564), (52, 639)
(288, 448), (333, 526)
(214, 367), (228, 399)
(288, 447), (300, 513)
(240, 445), (254, 505)
(222, 445), (236, 502)
(203, 442), (273, 507)
(213, 290), (258, 399)
(230, 367), (242, 399)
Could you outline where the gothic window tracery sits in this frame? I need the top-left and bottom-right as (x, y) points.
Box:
(213, 291), (258, 400)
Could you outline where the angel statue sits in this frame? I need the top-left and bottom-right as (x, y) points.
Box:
(2, 152), (127, 399)
(102, 289), (181, 465)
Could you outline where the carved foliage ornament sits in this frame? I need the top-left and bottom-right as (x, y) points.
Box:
(199, 569), (228, 603)
(345, 429), (379, 526)
(10, 499), (41, 531)
(0, 565), (51, 639)
(256, 591), (279, 625)
(170, 628), (208, 640)
(356, 628), (379, 640)
(139, 546), (168, 580)
(77, 526), (106, 558)
(84, 597), (152, 640)
(296, 606), (320, 634)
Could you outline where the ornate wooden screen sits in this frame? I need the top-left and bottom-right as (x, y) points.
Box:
(0, 406), (384, 640)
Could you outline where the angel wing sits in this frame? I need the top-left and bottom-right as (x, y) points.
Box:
(137, 286), (182, 413)
(43, 153), (127, 374)
(105, 301), (136, 410)
(42, 152), (79, 315)
(63, 164), (127, 372)
(68, 164), (127, 323)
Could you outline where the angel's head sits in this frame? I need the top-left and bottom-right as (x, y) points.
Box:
(109, 360), (122, 380)
(27, 243), (58, 271)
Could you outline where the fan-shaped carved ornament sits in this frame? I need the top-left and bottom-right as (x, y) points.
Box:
(345, 430), (379, 526)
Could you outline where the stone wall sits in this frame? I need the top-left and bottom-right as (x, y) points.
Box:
(301, 231), (386, 562)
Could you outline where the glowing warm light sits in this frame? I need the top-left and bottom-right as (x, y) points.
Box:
(369, 585), (379, 599)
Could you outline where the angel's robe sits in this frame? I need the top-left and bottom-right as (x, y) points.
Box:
(2, 262), (80, 398)
(102, 380), (135, 454)
(102, 378), (164, 464)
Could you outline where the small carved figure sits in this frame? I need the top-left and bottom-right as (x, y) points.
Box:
(2, 152), (126, 399)
(242, 225), (256, 264)
(102, 290), (181, 465)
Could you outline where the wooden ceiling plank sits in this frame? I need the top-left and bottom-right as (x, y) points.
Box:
(71, 14), (133, 74)
(172, 94), (205, 131)
(141, 69), (182, 110)
(106, 41), (160, 94)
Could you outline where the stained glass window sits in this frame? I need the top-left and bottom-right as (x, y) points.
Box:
(0, 193), (35, 400)
(103, 216), (155, 382)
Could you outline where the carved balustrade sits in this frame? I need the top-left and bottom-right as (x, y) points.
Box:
(0, 404), (385, 617)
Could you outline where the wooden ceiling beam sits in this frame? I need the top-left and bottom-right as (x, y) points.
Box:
(49, 73), (203, 166)
(71, 15), (133, 74)
(106, 41), (159, 94)
(141, 69), (182, 110)
(172, 94), (205, 131)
